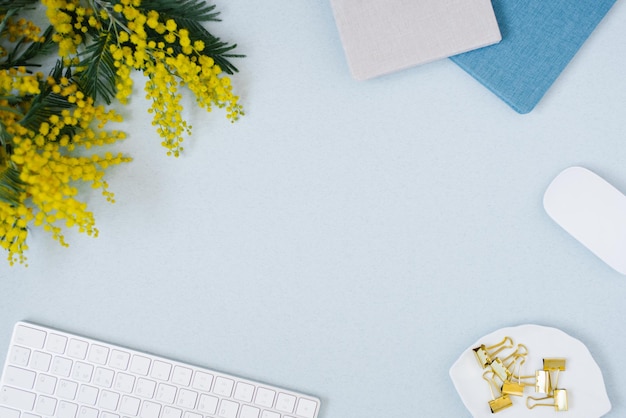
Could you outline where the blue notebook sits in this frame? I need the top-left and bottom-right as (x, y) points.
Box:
(450, 0), (617, 114)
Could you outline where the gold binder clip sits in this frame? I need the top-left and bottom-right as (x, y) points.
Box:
(534, 369), (552, 394)
(483, 371), (513, 413)
(509, 365), (551, 394)
(526, 389), (569, 412)
(507, 369), (551, 394)
(501, 380), (525, 397)
(473, 336), (514, 368)
(491, 344), (528, 381)
(543, 357), (566, 392)
(489, 358), (511, 382)
(543, 358), (566, 371)
(502, 357), (528, 397)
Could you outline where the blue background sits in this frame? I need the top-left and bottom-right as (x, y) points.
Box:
(2, 1), (626, 417)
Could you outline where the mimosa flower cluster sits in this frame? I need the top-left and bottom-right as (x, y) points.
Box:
(0, 0), (243, 265)
(44, 0), (243, 156)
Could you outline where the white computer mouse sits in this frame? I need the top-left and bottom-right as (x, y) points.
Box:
(544, 166), (626, 275)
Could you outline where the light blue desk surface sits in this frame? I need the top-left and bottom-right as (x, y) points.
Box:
(3, 2), (626, 417)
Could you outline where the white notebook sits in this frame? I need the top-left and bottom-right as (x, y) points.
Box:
(330, 0), (502, 80)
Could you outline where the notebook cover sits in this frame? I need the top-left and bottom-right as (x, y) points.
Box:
(330, 0), (501, 81)
(450, 0), (617, 114)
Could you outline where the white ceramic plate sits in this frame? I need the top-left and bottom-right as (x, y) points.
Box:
(449, 324), (611, 417)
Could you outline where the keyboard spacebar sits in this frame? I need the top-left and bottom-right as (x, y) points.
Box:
(1, 386), (36, 411)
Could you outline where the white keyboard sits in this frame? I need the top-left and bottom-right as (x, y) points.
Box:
(0, 322), (320, 418)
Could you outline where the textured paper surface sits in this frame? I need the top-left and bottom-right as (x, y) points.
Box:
(450, 0), (618, 114)
(330, 0), (501, 80)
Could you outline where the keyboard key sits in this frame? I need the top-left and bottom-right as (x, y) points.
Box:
(150, 360), (172, 381)
(119, 395), (141, 415)
(77, 384), (99, 405)
(30, 351), (52, 372)
(176, 388), (198, 409)
(51, 356), (73, 377)
(72, 361), (94, 382)
(109, 350), (130, 370)
(296, 398), (318, 418)
(35, 374), (57, 395)
(4, 366), (36, 389)
(135, 377), (157, 398)
(101, 412), (120, 418)
(35, 394), (57, 415)
(240, 404), (261, 418)
(57, 404), (79, 418)
(99, 389), (120, 410)
(88, 344), (109, 365)
(184, 412), (202, 418)
(234, 382), (255, 402)
(156, 383), (177, 404)
(197, 394), (218, 414)
(140, 400), (162, 418)
(67, 339), (88, 360)
(46, 333), (68, 354)
(114, 372), (135, 393)
(213, 377), (234, 397)
(191, 371), (213, 391)
(14, 326), (46, 349)
(162, 405), (183, 418)
(218, 399), (239, 418)
(255, 387), (276, 408)
(8, 346), (31, 366)
(130, 355), (151, 376)
(261, 411), (280, 418)
(276, 393), (296, 413)
(0, 386), (36, 411)
(79, 405), (99, 418)
(93, 367), (115, 388)
(0, 406), (20, 418)
(171, 366), (193, 386)
(57, 379), (78, 400)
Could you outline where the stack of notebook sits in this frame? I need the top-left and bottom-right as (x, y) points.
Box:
(330, 0), (617, 113)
